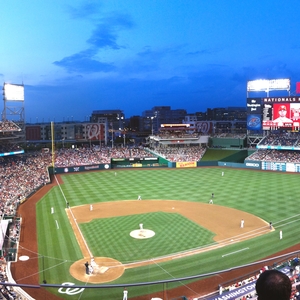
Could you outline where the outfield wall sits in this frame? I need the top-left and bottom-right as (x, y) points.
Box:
(49, 150), (300, 174)
(52, 164), (110, 174)
(51, 160), (300, 173)
(111, 157), (168, 169)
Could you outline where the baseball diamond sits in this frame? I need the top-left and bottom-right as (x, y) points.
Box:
(67, 200), (268, 283)
(10, 167), (300, 300)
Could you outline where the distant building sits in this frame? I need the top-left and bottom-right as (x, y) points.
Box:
(206, 107), (246, 121)
(91, 109), (125, 130)
(142, 106), (187, 133)
(25, 122), (106, 146)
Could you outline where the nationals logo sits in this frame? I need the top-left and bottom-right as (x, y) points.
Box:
(58, 282), (85, 295)
(196, 121), (213, 134)
(86, 123), (104, 140)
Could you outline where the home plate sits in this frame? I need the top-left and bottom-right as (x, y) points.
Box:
(99, 266), (109, 273)
(19, 256), (29, 261)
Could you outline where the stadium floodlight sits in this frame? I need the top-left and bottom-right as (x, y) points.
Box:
(247, 79), (290, 92)
(3, 83), (24, 101)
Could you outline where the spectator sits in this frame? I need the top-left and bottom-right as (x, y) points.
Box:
(256, 269), (292, 300)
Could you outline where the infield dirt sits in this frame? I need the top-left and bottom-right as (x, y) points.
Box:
(10, 175), (299, 300)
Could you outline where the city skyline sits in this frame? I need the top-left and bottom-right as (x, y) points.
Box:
(1, 0), (300, 122)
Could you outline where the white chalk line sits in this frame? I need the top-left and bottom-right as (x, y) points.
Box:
(222, 247), (249, 257)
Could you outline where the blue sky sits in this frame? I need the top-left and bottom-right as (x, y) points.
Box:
(1, 0), (300, 122)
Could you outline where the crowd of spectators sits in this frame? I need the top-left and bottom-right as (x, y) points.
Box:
(54, 146), (156, 167)
(150, 146), (206, 162)
(8, 220), (20, 249)
(246, 149), (300, 163)
(157, 131), (199, 139)
(0, 153), (51, 212)
(0, 145), (23, 154)
(0, 256), (20, 299)
(0, 122), (20, 133)
(212, 133), (246, 139)
(259, 132), (300, 147)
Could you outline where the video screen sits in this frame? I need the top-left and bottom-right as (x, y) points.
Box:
(247, 97), (300, 131)
(262, 102), (300, 130)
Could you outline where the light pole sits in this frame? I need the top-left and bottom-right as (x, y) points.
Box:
(116, 114), (124, 147)
(99, 125), (102, 148)
(111, 123), (114, 148)
(148, 116), (156, 135)
(117, 114), (124, 131)
(151, 116), (154, 135)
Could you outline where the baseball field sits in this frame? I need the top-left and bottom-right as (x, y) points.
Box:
(13, 167), (300, 299)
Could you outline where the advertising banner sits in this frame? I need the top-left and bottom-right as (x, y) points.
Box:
(176, 161), (197, 168)
(247, 115), (261, 131)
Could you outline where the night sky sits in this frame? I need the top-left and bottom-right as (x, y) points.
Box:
(1, 0), (300, 122)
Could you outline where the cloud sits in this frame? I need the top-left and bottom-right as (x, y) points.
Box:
(65, 1), (101, 19)
(54, 11), (134, 73)
(53, 49), (115, 73)
(87, 13), (134, 49)
(87, 23), (122, 50)
(119, 45), (185, 75)
(186, 49), (215, 56)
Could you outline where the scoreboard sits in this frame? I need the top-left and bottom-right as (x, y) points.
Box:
(247, 97), (300, 131)
(262, 161), (286, 171)
(261, 161), (300, 173)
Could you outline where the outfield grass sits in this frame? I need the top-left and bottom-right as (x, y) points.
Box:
(36, 167), (300, 299)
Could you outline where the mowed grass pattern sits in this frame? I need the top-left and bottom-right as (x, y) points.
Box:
(36, 167), (300, 299)
(80, 212), (215, 262)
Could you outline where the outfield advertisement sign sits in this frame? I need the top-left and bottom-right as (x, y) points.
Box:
(261, 161), (300, 173)
(207, 282), (256, 300)
(176, 161), (197, 168)
(218, 162), (261, 169)
(262, 161), (286, 172)
(286, 162), (300, 172)
(55, 164), (110, 173)
(244, 161), (261, 169)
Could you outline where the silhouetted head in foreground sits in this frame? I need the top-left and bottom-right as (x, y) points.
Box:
(256, 269), (292, 300)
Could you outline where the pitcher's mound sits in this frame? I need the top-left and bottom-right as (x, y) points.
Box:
(70, 257), (124, 283)
(130, 229), (155, 239)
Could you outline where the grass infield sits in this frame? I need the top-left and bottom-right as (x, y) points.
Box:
(36, 167), (300, 299)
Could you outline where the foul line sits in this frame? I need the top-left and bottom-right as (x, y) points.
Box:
(54, 175), (93, 258)
(222, 247), (249, 258)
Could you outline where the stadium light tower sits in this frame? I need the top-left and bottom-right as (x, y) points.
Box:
(147, 115), (156, 135)
(151, 115), (157, 135)
(247, 78), (290, 96)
